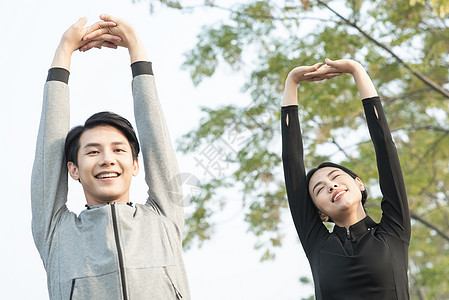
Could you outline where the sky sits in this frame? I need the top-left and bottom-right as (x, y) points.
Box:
(0, 0), (313, 298)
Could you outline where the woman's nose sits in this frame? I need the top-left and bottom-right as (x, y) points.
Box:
(329, 183), (338, 192)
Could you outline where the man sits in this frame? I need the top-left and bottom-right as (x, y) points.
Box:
(31, 15), (190, 299)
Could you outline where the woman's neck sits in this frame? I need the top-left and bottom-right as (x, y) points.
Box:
(334, 205), (367, 230)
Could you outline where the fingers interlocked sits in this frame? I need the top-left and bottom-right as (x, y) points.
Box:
(78, 18), (122, 52)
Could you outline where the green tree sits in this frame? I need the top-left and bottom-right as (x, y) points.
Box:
(139, 0), (449, 298)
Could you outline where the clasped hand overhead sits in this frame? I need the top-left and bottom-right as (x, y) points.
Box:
(285, 58), (368, 85)
(60, 14), (140, 53)
(282, 58), (377, 106)
(52, 14), (148, 69)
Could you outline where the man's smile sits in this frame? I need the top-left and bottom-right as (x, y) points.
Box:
(95, 172), (121, 179)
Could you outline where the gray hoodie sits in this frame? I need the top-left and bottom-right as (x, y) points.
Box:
(31, 64), (190, 299)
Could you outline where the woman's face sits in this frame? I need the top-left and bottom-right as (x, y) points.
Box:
(308, 167), (365, 221)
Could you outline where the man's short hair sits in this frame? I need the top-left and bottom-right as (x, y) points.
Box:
(64, 112), (140, 166)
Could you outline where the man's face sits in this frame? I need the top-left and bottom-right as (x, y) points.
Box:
(67, 125), (139, 206)
(308, 167), (364, 222)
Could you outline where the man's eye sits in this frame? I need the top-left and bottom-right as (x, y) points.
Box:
(87, 151), (98, 155)
(115, 149), (125, 152)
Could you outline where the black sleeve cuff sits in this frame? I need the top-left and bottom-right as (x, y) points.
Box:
(362, 96), (380, 104)
(131, 61), (153, 78)
(46, 68), (70, 84)
(281, 105), (299, 111)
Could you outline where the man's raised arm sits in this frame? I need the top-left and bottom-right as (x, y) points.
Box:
(31, 18), (118, 260)
(84, 14), (185, 235)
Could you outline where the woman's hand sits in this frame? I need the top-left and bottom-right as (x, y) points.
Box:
(286, 63), (341, 85)
(289, 62), (342, 84)
(305, 58), (362, 76)
(323, 58), (378, 99)
(282, 62), (341, 106)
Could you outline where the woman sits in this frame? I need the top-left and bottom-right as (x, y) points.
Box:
(281, 58), (410, 299)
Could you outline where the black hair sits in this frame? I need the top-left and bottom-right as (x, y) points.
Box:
(64, 112), (140, 166)
(306, 162), (368, 222)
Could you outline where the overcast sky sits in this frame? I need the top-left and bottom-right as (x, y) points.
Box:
(0, 0), (313, 298)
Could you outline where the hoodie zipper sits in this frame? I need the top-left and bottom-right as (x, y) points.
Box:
(69, 279), (76, 300)
(163, 266), (183, 299)
(111, 204), (128, 300)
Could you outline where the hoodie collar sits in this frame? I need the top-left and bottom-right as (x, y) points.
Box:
(333, 216), (377, 241)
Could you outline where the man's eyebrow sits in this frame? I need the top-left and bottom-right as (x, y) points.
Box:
(110, 141), (127, 146)
(83, 142), (101, 149)
(312, 169), (340, 193)
(83, 141), (127, 149)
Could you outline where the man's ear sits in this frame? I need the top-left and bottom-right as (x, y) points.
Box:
(132, 157), (139, 177)
(355, 177), (365, 191)
(317, 210), (330, 222)
(67, 162), (80, 181)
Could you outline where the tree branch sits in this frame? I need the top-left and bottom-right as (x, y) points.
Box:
(382, 87), (435, 103)
(411, 211), (449, 243)
(161, 0), (449, 99)
(175, 1), (348, 25)
(410, 126), (449, 133)
(423, 191), (449, 229)
(315, 0), (449, 99)
(330, 137), (353, 161)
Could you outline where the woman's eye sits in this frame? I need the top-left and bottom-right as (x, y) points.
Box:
(332, 175), (340, 180)
(317, 187), (323, 195)
(115, 149), (125, 152)
(87, 151), (98, 155)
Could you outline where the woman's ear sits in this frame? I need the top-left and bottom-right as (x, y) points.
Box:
(318, 210), (330, 222)
(355, 177), (365, 191)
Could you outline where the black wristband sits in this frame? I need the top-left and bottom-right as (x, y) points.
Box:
(131, 61), (153, 78)
(46, 68), (70, 84)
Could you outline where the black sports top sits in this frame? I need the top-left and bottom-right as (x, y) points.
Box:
(281, 97), (411, 300)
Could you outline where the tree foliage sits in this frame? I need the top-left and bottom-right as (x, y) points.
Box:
(139, 0), (449, 298)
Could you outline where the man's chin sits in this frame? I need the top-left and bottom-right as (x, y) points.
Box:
(86, 195), (127, 206)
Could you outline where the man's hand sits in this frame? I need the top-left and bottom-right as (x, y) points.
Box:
(51, 17), (118, 69)
(80, 14), (148, 63)
(62, 17), (118, 52)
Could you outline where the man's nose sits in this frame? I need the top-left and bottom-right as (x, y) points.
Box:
(100, 152), (116, 166)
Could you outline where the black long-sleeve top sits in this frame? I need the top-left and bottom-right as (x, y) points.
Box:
(282, 97), (411, 300)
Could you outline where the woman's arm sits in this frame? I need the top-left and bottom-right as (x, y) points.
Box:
(363, 98), (410, 241)
(282, 64), (334, 254)
(308, 58), (410, 241)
